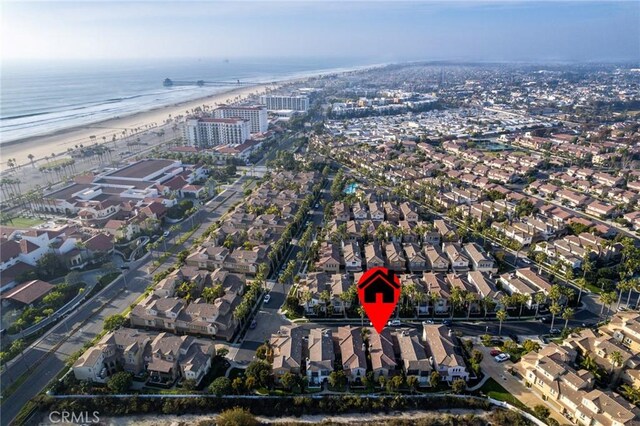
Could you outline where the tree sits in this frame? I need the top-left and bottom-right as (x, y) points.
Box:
(231, 377), (245, 395)
(182, 379), (197, 391)
(471, 349), (483, 364)
(280, 372), (296, 391)
(42, 291), (64, 307)
(406, 375), (419, 393)
(533, 292), (547, 320)
(533, 404), (550, 420)
(599, 291), (617, 318)
(549, 303), (562, 332)
(244, 376), (257, 391)
(65, 271), (82, 287)
(103, 314), (126, 331)
(209, 377), (232, 396)
(429, 371), (441, 388)
(562, 307), (575, 330)
(451, 378), (466, 394)
(328, 370), (347, 390)
(496, 309), (508, 335)
(245, 360), (272, 387)
(522, 339), (541, 354)
(107, 371), (132, 393)
(620, 384), (640, 405)
(216, 407), (258, 426)
(609, 351), (623, 374)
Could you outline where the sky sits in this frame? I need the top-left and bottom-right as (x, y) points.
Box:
(1, 1), (639, 63)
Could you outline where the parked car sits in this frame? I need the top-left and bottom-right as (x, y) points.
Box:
(249, 320), (257, 329)
(494, 353), (510, 363)
(263, 294), (271, 304)
(442, 319), (452, 326)
(550, 328), (561, 334)
(163, 231), (170, 237)
(387, 319), (401, 327)
(490, 349), (502, 357)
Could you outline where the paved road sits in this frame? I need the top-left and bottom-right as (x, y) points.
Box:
(0, 175), (251, 426)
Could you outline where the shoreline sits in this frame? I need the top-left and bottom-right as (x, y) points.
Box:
(0, 83), (273, 171)
(0, 63), (385, 171)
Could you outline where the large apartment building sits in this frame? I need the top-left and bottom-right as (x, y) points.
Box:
(183, 117), (250, 147)
(213, 105), (268, 133)
(259, 95), (309, 112)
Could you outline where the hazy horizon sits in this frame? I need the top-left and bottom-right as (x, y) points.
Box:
(2, 1), (639, 64)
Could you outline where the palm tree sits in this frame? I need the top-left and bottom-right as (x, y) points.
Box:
(562, 307), (574, 330)
(27, 154), (35, 168)
(533, 292), (546, 319)
(549, 303), (562, 332)
(516, 293), (530, 319)
(319, 290), (331, 317)
(616, 280), (631, 310)
(465, 291), (476, 319)
(496, 309), (508, 335)
(357, 305), (366, 326)
(608, 351), (623, 375)
(599, 291), (617, 319)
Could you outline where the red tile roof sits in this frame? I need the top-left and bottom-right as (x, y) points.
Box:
(1, 280), (55, 305)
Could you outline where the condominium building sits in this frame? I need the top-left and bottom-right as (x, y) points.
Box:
(259, 95), (309, 112)
(213, 105), (268, 133)
(183, 117), (250, 147)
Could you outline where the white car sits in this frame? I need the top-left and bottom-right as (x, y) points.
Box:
(163, 231), (170, 237)
(387, 319), (401, 327)
(494, 353), (510, 363)
(263, 294), (271, 304)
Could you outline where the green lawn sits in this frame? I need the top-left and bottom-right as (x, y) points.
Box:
(478, 378), (529, 412)
(0, 216), (44, 228)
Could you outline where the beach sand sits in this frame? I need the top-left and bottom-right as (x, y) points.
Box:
(0, 83), (277, 171)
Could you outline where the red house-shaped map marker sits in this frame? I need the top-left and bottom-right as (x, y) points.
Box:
(357, 267), (401, 333)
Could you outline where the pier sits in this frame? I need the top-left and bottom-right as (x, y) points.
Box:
(163, 78), (263, 87)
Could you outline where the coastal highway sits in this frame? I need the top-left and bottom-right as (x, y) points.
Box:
(0, 175), (251, 426)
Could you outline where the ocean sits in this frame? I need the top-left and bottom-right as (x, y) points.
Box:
(0, 57), (371, 143)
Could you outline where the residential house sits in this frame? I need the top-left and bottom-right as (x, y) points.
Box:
(404, 243), (427, 272)
(463, 243), (497, 273)
(385, 242), (406, 272)
(337, 326), (367, 383)
(368, 328), (398, 379)
(364, 242), (385, 269)
(443, 243), (470, 272)
(307, 328), (335, 387)
(270, 325), (304, 380)
(424, 244), (449, 272)
(422, 324), (470, 383)
(395, 330), (432, 385)
(342, 241), (363, 272)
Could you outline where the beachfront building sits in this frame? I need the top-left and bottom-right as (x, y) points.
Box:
(259, 95), (309, 112)
(213, 105), (268, 133)
(183, 117), (250, 147)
